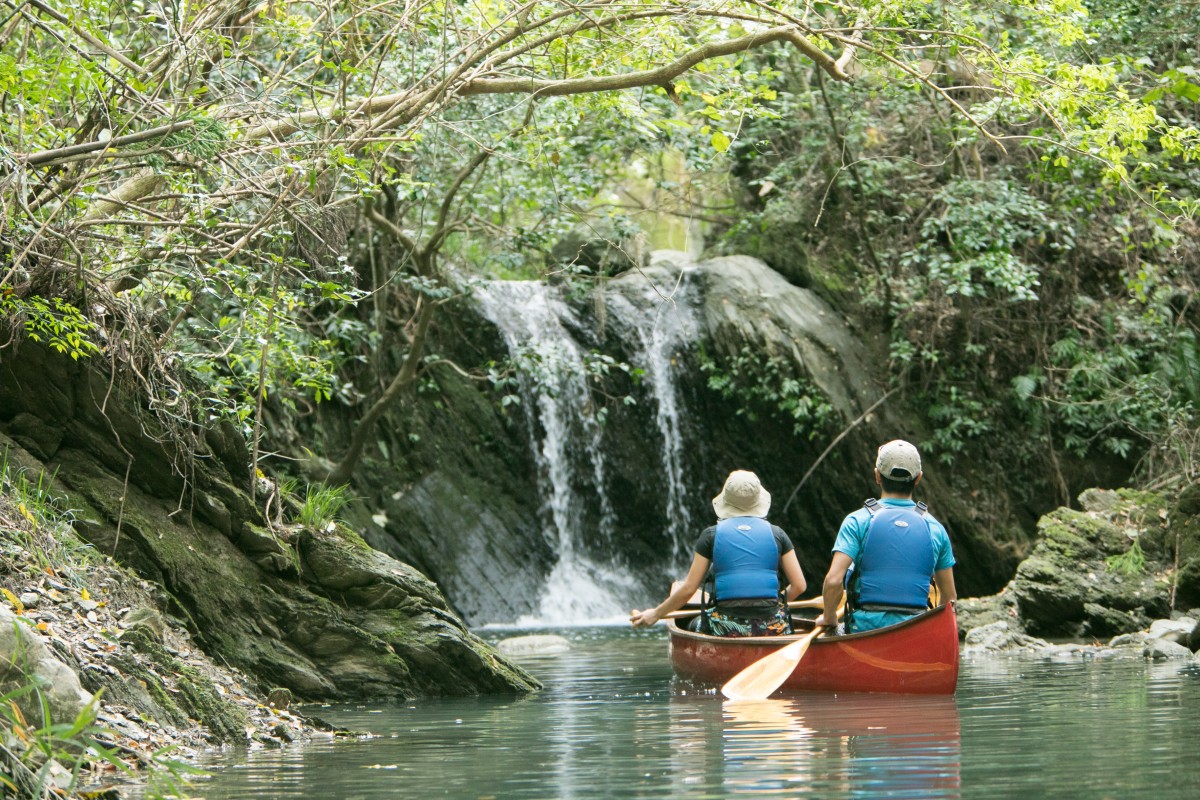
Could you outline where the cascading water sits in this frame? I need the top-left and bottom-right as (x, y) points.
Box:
(474, 281), (635, 625)
(604, 266), (700, 569)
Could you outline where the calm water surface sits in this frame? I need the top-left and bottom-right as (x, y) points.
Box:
(193, 626), (1200, 799)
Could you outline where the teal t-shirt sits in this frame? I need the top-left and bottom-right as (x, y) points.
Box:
(832, 499), (955, 632)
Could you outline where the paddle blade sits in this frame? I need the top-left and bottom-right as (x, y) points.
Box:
(720, 628), (822, 701)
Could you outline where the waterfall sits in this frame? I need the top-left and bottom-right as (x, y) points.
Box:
(473, 281), (634, 625)
(605, 266), (700, 568)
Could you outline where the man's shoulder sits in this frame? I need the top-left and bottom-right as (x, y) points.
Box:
(840, 505), (873, 530)
(917, 508), (947, 530)
(846, 500), (878, 517)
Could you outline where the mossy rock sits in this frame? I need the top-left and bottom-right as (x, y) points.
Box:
(111, 628), (249, 743)
(0, 340), (541, 703)
(1007, 498), (1173, 636)
(1081, 602), (1151, 639)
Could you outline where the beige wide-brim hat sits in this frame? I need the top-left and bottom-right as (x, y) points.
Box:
(712, 470), (771, 520)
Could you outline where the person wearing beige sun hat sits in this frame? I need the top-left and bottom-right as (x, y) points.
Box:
(630, 470), (807, 636)
(813, 440), (958, 634)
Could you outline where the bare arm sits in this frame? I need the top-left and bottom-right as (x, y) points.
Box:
(815, 551), (852, 627)
(933, 568), (957, 605)
(779, 550), (807, 600)
(630, 554), (710, 627)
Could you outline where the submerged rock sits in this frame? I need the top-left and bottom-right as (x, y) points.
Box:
(1144, 639), (1193, 660)
(495, 634), (572, 656)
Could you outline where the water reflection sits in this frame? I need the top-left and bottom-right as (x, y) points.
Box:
(665, 693), (961, 798)
(720, 699), (817, 794)
(183, 629), (1200, 800)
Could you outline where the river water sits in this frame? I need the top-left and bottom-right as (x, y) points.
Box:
(191, 626), (1200, 799)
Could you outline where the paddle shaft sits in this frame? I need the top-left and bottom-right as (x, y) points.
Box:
(661, 596), (824, 621)
(720, 605), (846, 700)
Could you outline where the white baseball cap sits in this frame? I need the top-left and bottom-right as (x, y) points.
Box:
(876, 440), (922, 480)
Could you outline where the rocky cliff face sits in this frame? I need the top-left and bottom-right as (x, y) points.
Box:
(296, 251), (1042, 625)
(0, 342), (538, 700)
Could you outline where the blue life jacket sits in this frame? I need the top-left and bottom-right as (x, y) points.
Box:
(712, 517), (780, 600)
(851, 500), (935, 610)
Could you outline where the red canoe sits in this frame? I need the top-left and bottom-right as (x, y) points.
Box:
(667, 603), (960, 695)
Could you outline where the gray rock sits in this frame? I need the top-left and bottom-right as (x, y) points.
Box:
(0, 605), (95, 723)
(962, 621), (1053, 654)
(495, 634), (572, 657)
(1144, 639), (1193, 660)
(1109, 632), (1149, 648)
(18, 592), (39, 609)
(1147, 617), (1196, 645)
(1078, 488), (1121, 513)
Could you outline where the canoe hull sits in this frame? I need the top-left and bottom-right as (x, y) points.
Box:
(667, 603), (960, 695)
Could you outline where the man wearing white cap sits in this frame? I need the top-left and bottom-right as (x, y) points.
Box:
(814, 440), (957, 633)
(631, 470), (808, 635)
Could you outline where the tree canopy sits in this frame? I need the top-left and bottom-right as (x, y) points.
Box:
(2, 0), (1198, 486)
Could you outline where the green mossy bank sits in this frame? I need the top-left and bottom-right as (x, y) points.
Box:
(0, 341), (539, 702)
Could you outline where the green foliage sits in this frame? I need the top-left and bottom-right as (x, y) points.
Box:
(1106, 536), (1146, 575)
(926, 382), (997, 463)
(1008, 290), (1198, 464)
(713, 0), (1200, 483)
(150, 255), (356, 434)
(0, 451), (94, 576)
(900, 179), (1056, 303)
(0, 679), (198, 799)
(0, 291), (100, 362)
(3, 0), (1199, 488)
(145, 116), (228, 170)
(700, 346), (834, 440)
(297, 483), (352, 531)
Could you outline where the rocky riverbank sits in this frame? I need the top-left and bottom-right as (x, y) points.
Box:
(0, 525), (328, 796)
(954, 485), (1200, 662)
(1, 338), (539, 797)
(0, 340), (539, 705)
(0, 439), (539, 797)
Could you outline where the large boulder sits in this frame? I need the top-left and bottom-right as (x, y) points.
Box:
(958, 487), (1190, 643)
(1011, 500), (1169, 638)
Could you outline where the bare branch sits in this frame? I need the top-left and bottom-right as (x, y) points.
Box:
(22, 120), (196, 167)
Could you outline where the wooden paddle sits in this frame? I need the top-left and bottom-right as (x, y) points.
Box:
(720, 605), (845, 700)
(661, 596), (825, 621)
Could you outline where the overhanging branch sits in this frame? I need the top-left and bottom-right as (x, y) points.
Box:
(458, 26), (849, 98)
